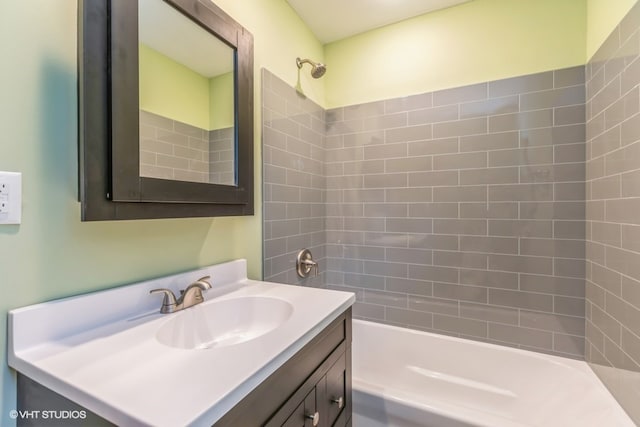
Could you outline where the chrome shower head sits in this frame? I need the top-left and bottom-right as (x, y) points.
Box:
(296, 57), (327, 79)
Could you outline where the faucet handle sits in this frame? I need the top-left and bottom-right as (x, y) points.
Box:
(150, 288), (178, 313)
(190, 276), (212, 290)
(296, 249), (318, 278)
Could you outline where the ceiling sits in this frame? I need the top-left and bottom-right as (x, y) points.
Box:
(139, 0), (233, 77)
(286, 0), (474, 44)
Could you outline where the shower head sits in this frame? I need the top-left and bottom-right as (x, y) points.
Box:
(296, 57), (327, 79)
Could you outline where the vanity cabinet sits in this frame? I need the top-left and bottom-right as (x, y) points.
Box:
(215, 308), (352, 427)
(16, 308), (352, 427)
(267, 350), (347, 427)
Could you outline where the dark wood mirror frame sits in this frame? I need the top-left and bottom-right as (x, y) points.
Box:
(78, 0), (254, 221)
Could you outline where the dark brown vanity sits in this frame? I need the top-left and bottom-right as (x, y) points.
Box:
(216, 309), (352, 427)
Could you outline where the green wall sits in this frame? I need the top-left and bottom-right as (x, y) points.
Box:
(587, 0), (638, 59)
(209, 72), (235, 130)
(324, 0), (586, 108)
(139, 44), (212, 129)
(215, 0), (325, 107)
(139, 44), (235, 130)
(0, 0), (323, 424)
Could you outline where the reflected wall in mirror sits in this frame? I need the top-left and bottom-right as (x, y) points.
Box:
(138, 0), (236, 186)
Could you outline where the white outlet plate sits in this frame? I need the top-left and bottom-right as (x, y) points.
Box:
(0, 171), (21, 224)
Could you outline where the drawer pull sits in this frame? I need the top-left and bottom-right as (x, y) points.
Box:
(331, 396), (344, 409)
(306, 411), (320, 426)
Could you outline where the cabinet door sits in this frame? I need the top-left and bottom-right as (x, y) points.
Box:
(279, 388), (318, 427)
(326, 353), (347, 426)
(304, 388), (319, 427)
(282, 402), (305, 427)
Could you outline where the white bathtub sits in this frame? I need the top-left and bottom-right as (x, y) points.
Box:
(352, 320), (634, 427)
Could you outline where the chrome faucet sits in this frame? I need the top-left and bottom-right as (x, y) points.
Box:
(150, 276), (212, 314)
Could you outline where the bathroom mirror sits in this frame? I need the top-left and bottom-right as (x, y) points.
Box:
(78, 0), (254, 220)
(138, 0), (236, 186)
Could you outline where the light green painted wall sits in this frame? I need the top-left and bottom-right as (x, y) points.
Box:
(324, 0), (587, 108)
(209, 72), (235, 130)
(0, 0), (322, 425)
(587, 0), (638, 60)
(140, 45), (235, 130)
(139, 44), (211, 129)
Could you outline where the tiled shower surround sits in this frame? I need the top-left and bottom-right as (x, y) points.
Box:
(140, 110), (234, 185)
(324, 69), (587, 359)
(263, 67), (587, 358)
(585, 2), (640, 423)
(262, 70), (327, 288)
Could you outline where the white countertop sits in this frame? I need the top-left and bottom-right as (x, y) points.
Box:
(8, 260), (355, 426)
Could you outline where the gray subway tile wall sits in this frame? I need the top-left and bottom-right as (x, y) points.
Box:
(325, 67), (586, 358)
(585, 2), (640, 423)
(209, 127), (235, 185)
(262, 69), (327, 287)
(262, 66), (586, 358)
(140, 110), (211, 183)
(140, 110), (235, 185)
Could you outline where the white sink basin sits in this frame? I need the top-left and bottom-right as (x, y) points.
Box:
(155, 296), (294, 349)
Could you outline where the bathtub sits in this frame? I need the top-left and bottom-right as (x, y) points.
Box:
(352, 320), (634, 427)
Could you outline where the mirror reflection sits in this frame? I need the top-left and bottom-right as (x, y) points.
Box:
(138, 0), (236, 186)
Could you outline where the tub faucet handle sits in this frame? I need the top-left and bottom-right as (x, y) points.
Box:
(302, 258), (318, 276)
(296, 249), (318, 278)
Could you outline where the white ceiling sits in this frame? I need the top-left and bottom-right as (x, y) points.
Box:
(139, 0), (233, 78)
(286, 0), (473, 44)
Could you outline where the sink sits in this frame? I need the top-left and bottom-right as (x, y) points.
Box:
(8, 259), (356, 426)
(155, 296), (294, 350)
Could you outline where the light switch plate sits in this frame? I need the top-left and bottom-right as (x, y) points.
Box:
(0, 171), (21, 224)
